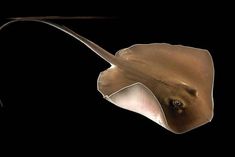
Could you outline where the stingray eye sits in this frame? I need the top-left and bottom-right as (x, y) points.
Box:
(168, 98), (186, 114)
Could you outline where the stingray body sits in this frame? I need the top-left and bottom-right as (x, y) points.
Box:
(0, 18), (214, 134)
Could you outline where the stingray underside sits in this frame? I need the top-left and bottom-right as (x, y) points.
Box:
(97, 43), (214, 133)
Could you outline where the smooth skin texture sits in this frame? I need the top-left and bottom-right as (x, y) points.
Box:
(0, 18), (214, 134)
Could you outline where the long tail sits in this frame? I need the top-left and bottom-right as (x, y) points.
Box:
(0, 18), (117, 65)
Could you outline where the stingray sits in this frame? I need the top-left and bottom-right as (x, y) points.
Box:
(0, 18), (214, 134)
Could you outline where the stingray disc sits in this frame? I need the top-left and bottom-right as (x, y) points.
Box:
(97, 43), (214, 134)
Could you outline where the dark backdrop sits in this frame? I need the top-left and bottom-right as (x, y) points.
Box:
(0, 7), (232, 155)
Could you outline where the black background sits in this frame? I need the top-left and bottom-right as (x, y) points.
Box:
(0, 3), (233, 155)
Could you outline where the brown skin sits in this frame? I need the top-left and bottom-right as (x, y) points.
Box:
(0, 19), (213, 133)
(116, 62), (203, 133)
(147, 79), (201, 133)
(114, 59), (204, 133)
